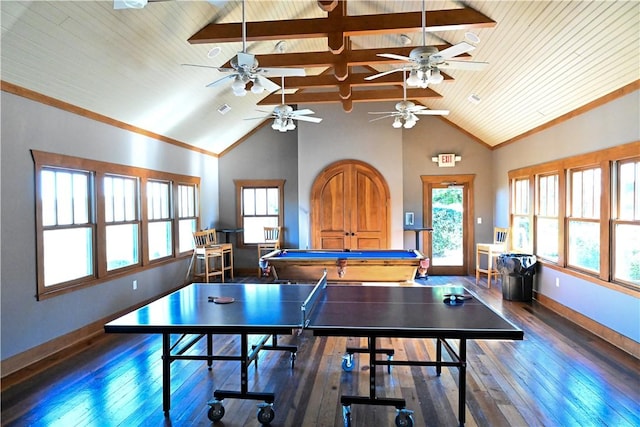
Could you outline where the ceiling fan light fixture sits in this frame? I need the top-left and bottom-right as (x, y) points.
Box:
(286, 118), (296, 131)
(429, 68), (444, 84)
(122, 0), (147, 8)
(250, 79), (264, 94)
(406, 70), (420, 86)
(392, 117), (403, 128)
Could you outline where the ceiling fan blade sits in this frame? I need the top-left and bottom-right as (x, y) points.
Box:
(291, 108), (316, 116)
(293, 115), (323, 123)
(236, 52), (255, 68)
(439, 60), (489, 71)
(368, 111), (400, 115)
(182, 63), (226, 71)
(259, 67), (306, 77)
(407, 105), (427, 112)
(377, 53), (412, 61)
(369, 114), (397, 122)
(437, 41), (475, 60)
(206, 74), (236, 88)
(365, 67), (405, 81)
(244, 115), (273, 120)
(414, 109), (450, 115)
(255, 75), (280, 93)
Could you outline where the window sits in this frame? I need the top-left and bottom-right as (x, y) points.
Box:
(104, 175), (140, 271)
(567, 167), (601, 273)
(536, 173), (559, 261)
(511, 177), (531, 252)
(41, 167), (94, 287)
(235, 180), (284, 245)
(147, 180), (172, 261)
(613, 159), (640, 285)
(177, 183), (198, 253)
(33, 151), (200, 299)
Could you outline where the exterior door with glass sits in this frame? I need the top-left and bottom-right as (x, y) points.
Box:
(421, 175), (475, 275)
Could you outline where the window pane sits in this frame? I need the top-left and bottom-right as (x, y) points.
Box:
(72, 173), (89, 223)
(56, 172), (74, 225)
(42, 170), (57, 226)
(255, 188), (267, 215)
(568, 220), (600, 272)
(244, 217), (278, 244)
(179, 184), (196, 218)
(148, 181), (171, 220)
(124, 178), (136, 221)
(149, 221), (172, 260)
(267, 188), (279, 215)
(243, 188), (255, 216)
(614, 224), (640, 284)
(44, 228), (93, 286)
(179, 218), (196, 252)
(619, 161), (639, 220)
(512, 216), (531, 250)
(536, 217), (559, 261)
(106, 224), (139, 270)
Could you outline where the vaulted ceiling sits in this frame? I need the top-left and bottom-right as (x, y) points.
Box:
(1, 1), (638, 156)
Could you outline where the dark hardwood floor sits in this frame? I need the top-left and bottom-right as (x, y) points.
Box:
(2, 276), (639, 426)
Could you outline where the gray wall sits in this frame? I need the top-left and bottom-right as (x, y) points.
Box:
(492, 91), (640, 342)
(1, 92), (219, 361)
(217, 122), (299, 271)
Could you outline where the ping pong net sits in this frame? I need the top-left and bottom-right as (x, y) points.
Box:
(300, 270), (328, 328)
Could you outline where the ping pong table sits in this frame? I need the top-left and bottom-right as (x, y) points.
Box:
(104, 275), (523, 426)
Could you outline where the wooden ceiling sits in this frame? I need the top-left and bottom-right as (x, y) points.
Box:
(1, 1), (638, 155)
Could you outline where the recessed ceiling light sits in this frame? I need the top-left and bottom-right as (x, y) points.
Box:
(465, 32), (480, 44)
(207, 47), (221, 58)
(400, 34), (412, 45)
(468, 94), (481, 104)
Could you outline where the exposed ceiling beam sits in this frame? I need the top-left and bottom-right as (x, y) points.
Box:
(266, 70), (453, 89)
(257, 87), (441, 106)
(223, 45), (470, 69)
(189, 7), (496, 53)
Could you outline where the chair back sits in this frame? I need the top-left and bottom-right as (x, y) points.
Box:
(193, 229), (217, 248)
(493, 227), (510, 247)
(263, 226), (280, 245)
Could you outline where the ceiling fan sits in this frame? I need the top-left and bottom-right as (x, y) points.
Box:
(365, 0), (488, 88)
(246, 77), (323, 132)
(368, 69), (449, 129)
(182, 0), (305, 96)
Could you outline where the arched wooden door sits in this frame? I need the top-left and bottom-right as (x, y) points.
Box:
(311, 160), (390, 249)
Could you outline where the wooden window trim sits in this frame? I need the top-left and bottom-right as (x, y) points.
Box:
(508, 140), (640, 293)
(32, 150), (200, 300)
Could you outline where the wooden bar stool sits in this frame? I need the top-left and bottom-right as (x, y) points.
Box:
(475, 227), (509, 288)
(257, 226), (281, 276)
(192, 229), (229, 282)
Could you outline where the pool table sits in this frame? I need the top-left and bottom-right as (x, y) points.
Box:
(259, 249), (429, 283)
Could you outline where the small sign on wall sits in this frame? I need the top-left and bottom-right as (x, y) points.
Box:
(432, 154), (462, 167)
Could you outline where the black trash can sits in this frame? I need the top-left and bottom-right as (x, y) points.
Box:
(497, 253), (537, 301)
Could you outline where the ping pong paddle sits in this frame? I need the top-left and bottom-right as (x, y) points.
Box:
(208, 296), (235, 304)
(443, 294), (471, 306)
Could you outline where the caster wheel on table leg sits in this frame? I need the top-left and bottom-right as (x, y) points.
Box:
(257, 402), (275, 425)
(207, 401), (225, 422)
(341, 354), (355, 372)
(395, 409), (414, 427)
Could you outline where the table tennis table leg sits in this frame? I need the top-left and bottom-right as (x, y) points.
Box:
(162, 333), (171, 413)
(458, 339), (467, 426)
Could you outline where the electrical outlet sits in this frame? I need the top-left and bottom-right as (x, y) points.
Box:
(555, 278), (560, 287)
(477, 217), (482, 224)
(133, 280), (138, 290)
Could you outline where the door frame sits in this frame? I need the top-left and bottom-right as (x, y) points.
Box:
(421, 174), (475, 276)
